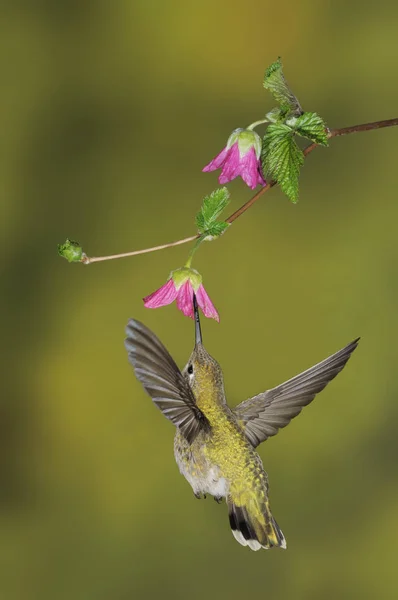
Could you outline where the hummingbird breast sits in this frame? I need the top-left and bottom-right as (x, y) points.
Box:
(174, 428), (229, 498)
(174, 406), (268, 500)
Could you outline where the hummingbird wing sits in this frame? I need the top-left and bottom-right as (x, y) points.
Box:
(125, 319), (209, 444)
(233, 338), (359, 448)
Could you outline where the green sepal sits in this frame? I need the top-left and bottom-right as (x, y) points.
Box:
(58, 238), (84, 262)
(195, 187), (230, 235)
(171, 267), (202, 291)
(263, 58), (303, 117)
(287, 112), (329, 146)
(262, 123), (304, 203)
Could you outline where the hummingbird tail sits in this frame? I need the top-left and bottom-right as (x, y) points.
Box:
(228, 498), (286, 551)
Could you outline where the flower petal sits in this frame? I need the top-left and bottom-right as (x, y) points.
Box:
(176, 280), (195, 319)
(195, 284), (219, 322)
(236, 146), (263, 190)
(218, 143), (241, 185)
(203, 129), (265, 189)
(143, 278), (178, 308)
(202, 145), (229, 172)
(257, 166), (266, 186)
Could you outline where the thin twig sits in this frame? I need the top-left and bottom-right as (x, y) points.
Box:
(82, 117), (398, 264)
(226, 181), (276, 224)
(329, 117), (398, 138)
(82, 234), (198, 264)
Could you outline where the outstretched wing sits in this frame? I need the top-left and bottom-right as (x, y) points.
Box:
(234, 338), (359, 448)
(125, 319), (209, 444)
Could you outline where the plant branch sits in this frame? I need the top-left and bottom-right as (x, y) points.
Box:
(81, 116), (397, 264)
(82, 234), (198, 264)
(329, 117), (398, 138)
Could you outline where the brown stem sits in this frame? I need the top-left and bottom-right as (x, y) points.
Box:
(329, 117), (398, 138)
(82, 117), (398, 264)
(82, 234), (198, 264)
(226, 181), (276, 224)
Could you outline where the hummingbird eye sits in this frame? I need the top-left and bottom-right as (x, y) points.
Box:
(187, 364), (193, 375)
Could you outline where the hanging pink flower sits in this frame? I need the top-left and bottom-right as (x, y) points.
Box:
(143, 268), (219, 321)
(203, 128), (266, 189)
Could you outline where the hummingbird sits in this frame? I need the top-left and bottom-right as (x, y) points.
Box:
(125, 296), (359, 550)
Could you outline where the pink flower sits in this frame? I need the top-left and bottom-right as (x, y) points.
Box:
(143, 268), (219, 321)
(203, 128), (266, 190)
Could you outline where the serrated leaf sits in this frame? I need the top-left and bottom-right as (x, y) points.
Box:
(202, 221), (230, 240)
(201, 187), (230, 222)
(288, 112), (329, 146)
(263, 58), (303, 116)
(262, 124), (304, 203)
(195, 187), (230, 234)
(195, 212), (206, 233)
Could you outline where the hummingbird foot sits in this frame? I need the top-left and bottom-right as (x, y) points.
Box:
(194, 492), (207, 500)
(214, 496), (223, 504)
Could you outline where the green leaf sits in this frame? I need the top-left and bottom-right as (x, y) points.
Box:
(262, 124), (304, 203)
(195, 187), (230, 234)
(58, 238), (84, 262)
(263, 58), (303, 116)
(287, 112), (329, 146)
(202, 221), (230, 240)
(265, 107), (285, 124)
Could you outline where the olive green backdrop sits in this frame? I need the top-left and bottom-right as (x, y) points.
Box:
(1, 2), (397, 599)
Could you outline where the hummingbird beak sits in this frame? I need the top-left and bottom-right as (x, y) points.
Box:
(193, 293), (202, 346)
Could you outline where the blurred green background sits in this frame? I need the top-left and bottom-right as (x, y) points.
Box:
(1, 1), (398, 599)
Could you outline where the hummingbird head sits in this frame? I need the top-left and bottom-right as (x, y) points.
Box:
(182, 295), (225, 406)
